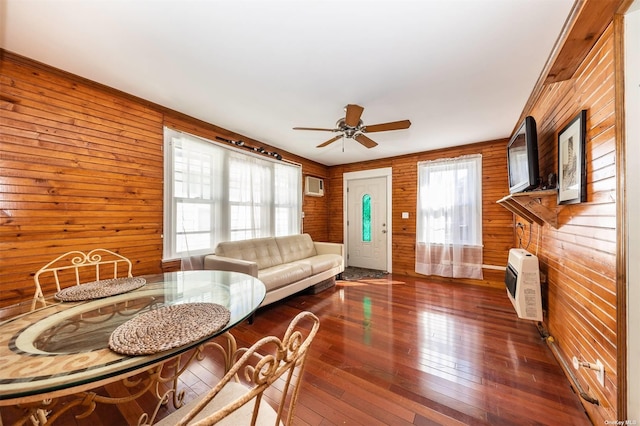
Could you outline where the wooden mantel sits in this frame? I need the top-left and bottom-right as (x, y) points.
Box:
(497, 189), (559, 228)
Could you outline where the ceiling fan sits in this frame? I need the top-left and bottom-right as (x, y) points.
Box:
(293, 104), (411, 149)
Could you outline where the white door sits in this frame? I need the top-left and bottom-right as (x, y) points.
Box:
(346, 176), (388, 270)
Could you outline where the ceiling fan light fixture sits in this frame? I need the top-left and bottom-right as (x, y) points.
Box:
(344, 128), (357, 138)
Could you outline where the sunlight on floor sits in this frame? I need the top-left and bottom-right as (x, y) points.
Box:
(336, 279), (405, 287)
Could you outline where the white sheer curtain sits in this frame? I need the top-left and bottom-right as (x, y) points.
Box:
(163, 128), (302, 267)
(415, 154), (483, 279)
(228, 154), (273, 241)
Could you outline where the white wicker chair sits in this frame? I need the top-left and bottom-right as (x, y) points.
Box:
(33, 248), (133, 307)
(152, 311), (320, 426)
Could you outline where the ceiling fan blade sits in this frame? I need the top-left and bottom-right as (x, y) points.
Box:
(354, 134), (378, 148)
(344, 104), (364, 127)
(363, 120), (411, 133)
(293, 127), (337, 132)
(317, 134), (343, 148)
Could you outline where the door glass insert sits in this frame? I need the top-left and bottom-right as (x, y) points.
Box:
(362, 194), (371, 242)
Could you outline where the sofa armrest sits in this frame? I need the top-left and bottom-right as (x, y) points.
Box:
(314, 242), (344, 258)
(203, 255), (259, 278)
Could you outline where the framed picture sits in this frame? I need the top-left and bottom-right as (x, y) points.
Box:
(557, 110), (587, 205)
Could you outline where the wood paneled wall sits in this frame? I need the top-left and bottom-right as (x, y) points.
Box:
(521, 24), (618, 423)
(0, 53), (165, 304)
(326, 140), (514, 288)
(0, 51), (328, 306)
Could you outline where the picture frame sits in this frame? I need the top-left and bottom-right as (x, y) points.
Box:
(557, 110), (587, 205)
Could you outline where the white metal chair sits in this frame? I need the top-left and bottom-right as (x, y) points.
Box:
(33, 248), (133, 307)
(152, 311), (320, 426)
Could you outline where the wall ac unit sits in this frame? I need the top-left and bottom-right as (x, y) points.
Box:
(305, 176), (324, 197)
(504, 248), (543, 321)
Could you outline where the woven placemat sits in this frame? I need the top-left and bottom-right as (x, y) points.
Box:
(54, 277), (147, 302)
(108, 303), (231, 355)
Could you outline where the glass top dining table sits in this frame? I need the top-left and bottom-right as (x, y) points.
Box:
(0, 270), (266, 405)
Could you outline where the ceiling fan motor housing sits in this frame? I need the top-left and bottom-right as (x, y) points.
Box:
(336, 118), (364, 138)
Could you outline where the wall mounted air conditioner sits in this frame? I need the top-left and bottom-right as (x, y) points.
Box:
(304, 176), (324, 197)
(504, 248), (543, 321)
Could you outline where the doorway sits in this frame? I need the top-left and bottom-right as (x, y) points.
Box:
(343, 168), (392, 272)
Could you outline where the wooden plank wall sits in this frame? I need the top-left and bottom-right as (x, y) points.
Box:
(326, 140), (514, 288)
(521, 24), (618, 423)
(0, 51), (328, 307)
(0, 53), (165, 305)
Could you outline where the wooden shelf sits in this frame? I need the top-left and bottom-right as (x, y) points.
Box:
(497, 189), (559, 228)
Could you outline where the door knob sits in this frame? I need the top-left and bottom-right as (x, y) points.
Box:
(382, 230), (387, 233)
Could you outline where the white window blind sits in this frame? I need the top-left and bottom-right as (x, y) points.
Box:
(164, 128), (302, 260)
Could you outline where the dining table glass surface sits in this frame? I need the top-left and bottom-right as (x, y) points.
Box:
(0, 270), (266, 403)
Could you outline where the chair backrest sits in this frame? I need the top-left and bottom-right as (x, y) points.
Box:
(33, 249), (133, 306)
(155, 311), (320, 426)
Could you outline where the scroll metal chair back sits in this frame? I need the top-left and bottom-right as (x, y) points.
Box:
(33, 249), (132, 308)
(152, 311), (320, 426)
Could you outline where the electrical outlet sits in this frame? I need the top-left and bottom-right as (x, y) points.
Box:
(596, 359), (605, 387)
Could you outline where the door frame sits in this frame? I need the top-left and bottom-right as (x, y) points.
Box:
(623, 2), (639, 420)
(343, 167), (392, 272)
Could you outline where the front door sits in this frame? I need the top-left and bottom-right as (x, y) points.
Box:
(346, 176), (388, 270)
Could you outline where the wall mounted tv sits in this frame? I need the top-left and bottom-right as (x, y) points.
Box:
(507, 116), (540, 194)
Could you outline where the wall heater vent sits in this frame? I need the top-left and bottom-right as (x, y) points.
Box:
(504, 248), (543, 321)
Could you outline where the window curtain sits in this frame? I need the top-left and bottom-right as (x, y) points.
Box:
(228, 154), (273, 241)
(163, 128), (301, 267)
(415, 154), (483, 279)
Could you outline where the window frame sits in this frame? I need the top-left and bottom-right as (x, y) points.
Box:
(416, 155), (483, 247)
(163, 128), (302, 260)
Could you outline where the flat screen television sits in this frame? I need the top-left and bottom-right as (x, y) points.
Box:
(507, 116), (540, 194)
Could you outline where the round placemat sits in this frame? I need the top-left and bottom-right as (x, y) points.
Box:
(108, 303), (231, 355)
(54, 277), (147, 302)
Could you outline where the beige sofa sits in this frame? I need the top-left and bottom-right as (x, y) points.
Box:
(203, 234), (344, 307)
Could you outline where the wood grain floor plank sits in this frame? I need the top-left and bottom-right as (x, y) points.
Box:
(0, 274), (591, 425)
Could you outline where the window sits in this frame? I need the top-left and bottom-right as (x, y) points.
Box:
(415, 154), (483, 279)
(164, 128), (302, 259)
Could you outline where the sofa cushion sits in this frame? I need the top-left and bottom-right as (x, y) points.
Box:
(275, 234), (317, 263)
(215, 237), (283, 270)
(258, 263), (312, 292)
(291, 254), (343, 275)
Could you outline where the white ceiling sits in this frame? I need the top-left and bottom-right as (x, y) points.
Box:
(1, 0), (575, 166)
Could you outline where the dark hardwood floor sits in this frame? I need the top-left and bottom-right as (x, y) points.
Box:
(3, 274), (592, 425)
